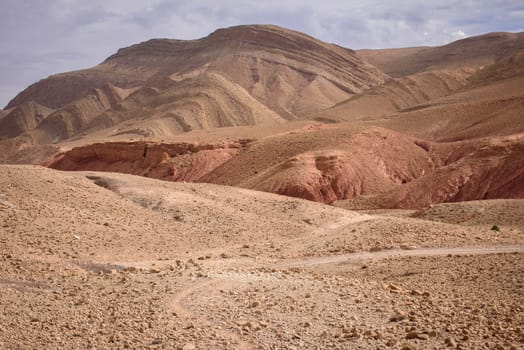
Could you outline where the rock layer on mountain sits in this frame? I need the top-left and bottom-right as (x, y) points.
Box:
(358, 32), (524, 77)
(0, 101), (52, 139)
(3, 25), (386, 145)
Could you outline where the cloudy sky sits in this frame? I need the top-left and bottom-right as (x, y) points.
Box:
(1, 0), (523, 108)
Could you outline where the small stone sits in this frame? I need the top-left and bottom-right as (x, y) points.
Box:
(445, 337), (457, 347)
(390, 311), (408, 322)
(251, 301), (260, 308)
(386, 339), (397, 346)
(305, 293), (312, 298)
(385, 283), (403, 293)
(406, 331), (418, 339)
(401, 343), (417, 350)
(237, 320), (256, 330)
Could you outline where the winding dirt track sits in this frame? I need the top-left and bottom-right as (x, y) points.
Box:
(169, 245), (524, 347)
(279, 245), (524, 268)
(170, 279), (256, 350)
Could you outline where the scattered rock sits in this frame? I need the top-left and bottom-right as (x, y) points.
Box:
(389, 311), (407, 322)
(445, 337), (457, 347)
(405, 331), (419, 339)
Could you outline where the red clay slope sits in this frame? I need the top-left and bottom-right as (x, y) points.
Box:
(46, 140), (251, 183)
(46, 127), (524, 209)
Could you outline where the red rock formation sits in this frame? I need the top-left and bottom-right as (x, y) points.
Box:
(46, 140), (250, 183)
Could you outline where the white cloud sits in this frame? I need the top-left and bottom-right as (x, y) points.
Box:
(452, 30), (467, 38)
(1, 0), (523, 107)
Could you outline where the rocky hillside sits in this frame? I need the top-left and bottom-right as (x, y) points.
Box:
(2, 26), (524, 209)
(3, 25), (386, 145)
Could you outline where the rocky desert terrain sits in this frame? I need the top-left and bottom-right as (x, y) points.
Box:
(1, 25), (523, 349)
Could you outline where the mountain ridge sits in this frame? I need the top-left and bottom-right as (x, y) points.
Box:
(1, 25), (523, 209)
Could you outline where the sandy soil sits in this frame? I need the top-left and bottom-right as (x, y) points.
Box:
(1, 165), (522, 349)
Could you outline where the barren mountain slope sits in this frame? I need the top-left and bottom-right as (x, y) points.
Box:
(358, 31), (524, 77)
(319, 51), (524, 141)
(3, 25), (385, 145)
(0, 101), (53, 139)
(2, 28), (524, 211)
(82, 73), (286, 137)
(317, 39), (524, 127)
(335, 134), (524, 209)
(376, 75), (524, 142)
(313, 69), (471, 122)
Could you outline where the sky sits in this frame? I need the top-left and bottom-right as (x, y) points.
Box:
(1, 0), (523, 108)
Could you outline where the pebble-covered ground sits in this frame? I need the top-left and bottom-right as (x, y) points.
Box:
(1, 165), (522, 349)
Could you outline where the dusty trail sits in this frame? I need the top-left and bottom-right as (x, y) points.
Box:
(280, 244), (524, 268)
(166, 244), (523, 348)
(170, 278), (255, 350)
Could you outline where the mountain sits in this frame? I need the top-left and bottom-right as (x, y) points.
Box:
(3, 25), (385, 145)
(1, 25), (524, 209)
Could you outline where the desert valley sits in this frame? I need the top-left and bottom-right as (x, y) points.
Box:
(0, 25), (523, 349)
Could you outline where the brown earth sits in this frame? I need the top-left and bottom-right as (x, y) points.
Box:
(0, 165), (522, 349)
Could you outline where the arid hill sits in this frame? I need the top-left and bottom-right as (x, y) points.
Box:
(3, 25), (385, 145)
(1, 25), (524, 209)
(358, 32), (524, 77)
